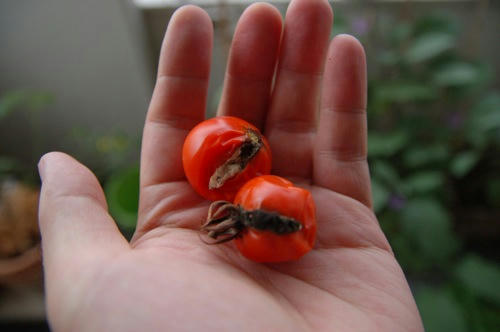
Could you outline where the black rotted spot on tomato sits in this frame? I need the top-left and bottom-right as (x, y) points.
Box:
(242, 209), (302, 234)
(200, 201), (302, 244)
(208, 129), (262, 190)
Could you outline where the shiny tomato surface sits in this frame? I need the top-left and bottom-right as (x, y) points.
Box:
(233, 175), (316, 262)
(182, 116), (271, 201)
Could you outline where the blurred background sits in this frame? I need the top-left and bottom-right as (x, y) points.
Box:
(0, 0), (499, 331)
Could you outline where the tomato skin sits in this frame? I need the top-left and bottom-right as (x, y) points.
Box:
(182, 116), (272, 201)
(233, 175), (316, 263)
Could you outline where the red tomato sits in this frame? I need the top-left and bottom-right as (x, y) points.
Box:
(200, 175), (316, 263)
(233, 175), (316, 262)
(183, 116), (271, 201)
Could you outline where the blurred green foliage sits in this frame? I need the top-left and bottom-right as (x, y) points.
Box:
(68, 127), (140, 236)
(69, 128), (137, 180)
(0, 90), (54, 183)
(334, 9), (500, 332)
(0, 90), (54, 119)
(104, 165), (139, 238)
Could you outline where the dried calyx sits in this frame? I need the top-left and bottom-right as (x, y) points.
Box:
(200, 200), (302, 244)
(209, 129), (262, 190)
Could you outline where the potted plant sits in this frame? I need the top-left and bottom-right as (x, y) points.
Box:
(0, 179), (41, 285)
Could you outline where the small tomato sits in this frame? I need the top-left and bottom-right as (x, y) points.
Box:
(182, 116), (271, 201)
(201, 175), (316, 263)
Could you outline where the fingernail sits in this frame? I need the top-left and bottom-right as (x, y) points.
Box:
(38, 155), (47, 181)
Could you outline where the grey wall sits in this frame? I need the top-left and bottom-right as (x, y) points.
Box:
(0, 0), (152, 162)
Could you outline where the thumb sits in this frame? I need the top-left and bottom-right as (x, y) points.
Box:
(38, 152), (129, 274)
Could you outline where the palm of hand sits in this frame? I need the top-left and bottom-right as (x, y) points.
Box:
(38, 1), (423, 331)
(111, 181), (416, 331)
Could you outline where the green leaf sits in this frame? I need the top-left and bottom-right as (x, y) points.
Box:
(413, 13), (460, 37)
(0, 91), (26, 119)
(472, 92), (500, 114)
(405, 32), (455, 63)
(377, 51), (400, 66)
(372, 160), (400, 188)
(403, 171), (444, 194)
(479, 303), (500, 331)
(0, 156), (20, 173)
(368, 131), (408, 157)
(390, 233), (428, 271)
(433, 62), (483, 87)
(415, 286), (467, 332)
(455, 255), (500, 305)
(0, 90), (54, 119)
(371, 178), (390, 213)
(473, 108), (500, 133)
(403, 145), (449, 168)
(450, 151), (479, 178)
(467, 92), (500, 135)
(400, 199), (458, 261)
(25, 91), (55, 112)
(331, 13), (349, 37)
(105, 166), (139, 232)
(389, 22), (412, 44)
(487, 178), (500, 207)
(375, 82), (437, 103)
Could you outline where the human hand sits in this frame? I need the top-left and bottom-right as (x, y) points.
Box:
(38, 1), (424, 331)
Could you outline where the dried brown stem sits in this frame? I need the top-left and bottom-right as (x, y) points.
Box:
(200, 200), (304, 245)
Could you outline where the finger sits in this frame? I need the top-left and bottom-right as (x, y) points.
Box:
(38, 152), (129, 277)
(140, 5), (213, 188)
(217, 2), (282, 129)
(314, 34), (371, 207)
(265, 0), (332, 179)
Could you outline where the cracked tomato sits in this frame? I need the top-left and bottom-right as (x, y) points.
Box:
(201, 175), (316, 263)
(182, 116), (271, 201)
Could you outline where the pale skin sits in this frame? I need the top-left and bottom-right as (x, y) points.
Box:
(38, 0), (424, 331)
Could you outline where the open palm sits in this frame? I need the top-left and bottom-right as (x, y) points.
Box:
(38, 1), (423, 331)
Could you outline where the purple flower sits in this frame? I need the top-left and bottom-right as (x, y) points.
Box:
(446, 112), (464, 129)
(350, 17), (370, 36)
(388, 194), (406, 210)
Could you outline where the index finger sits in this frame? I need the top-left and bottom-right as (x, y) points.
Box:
(140, 6), (213, 189)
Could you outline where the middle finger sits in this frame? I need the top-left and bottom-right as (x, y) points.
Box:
(217, 3), (282, 129)
(265, 0), (332, 179)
